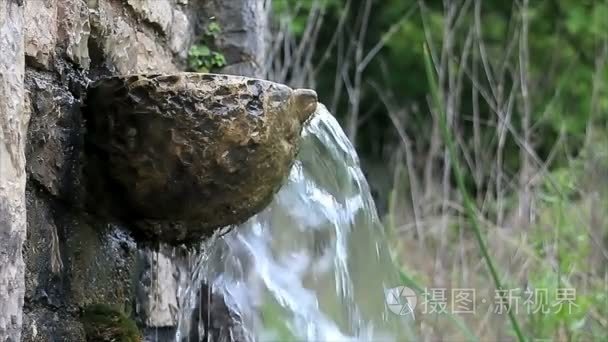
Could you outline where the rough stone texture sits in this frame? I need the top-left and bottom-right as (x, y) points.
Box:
(126, 0), (174, 34)
(20, 0), (187, 335)
(184, 284), (252, 342)
(25, 70), (85, 200)
(24, 0), (91, 70)
(23, 187), (138, 341)
(136, 246), (181, 328)
(17, 0), (271, 340)
(0, 1), (28, 340)
(169, 9), (193, 59)
(88, 0), (176, 74)
(24, 0), (57, 68)
(85, 73), (317, 243)
(58, 0), (91, 69)
(200, 0), (268, 77)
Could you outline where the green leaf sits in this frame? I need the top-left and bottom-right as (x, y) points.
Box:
(189, 45), (211, 57)
(212, 52), (226, 67)
(207, 22), (222, 37)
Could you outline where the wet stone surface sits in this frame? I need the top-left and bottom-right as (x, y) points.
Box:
(20, 0), (273, 339)
(85, 73), (317, 243)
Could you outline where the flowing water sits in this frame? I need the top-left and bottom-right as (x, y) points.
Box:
(173, 105), (412, 341)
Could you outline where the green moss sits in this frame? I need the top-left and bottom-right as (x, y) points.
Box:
(81, 304), (141, 342)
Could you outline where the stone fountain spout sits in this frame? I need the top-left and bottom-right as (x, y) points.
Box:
(84, 73), (317, 244)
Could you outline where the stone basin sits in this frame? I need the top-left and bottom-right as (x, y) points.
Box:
(85, 73), (317, 243)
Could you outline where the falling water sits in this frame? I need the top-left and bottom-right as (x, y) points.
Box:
(174, 104), (412, 341)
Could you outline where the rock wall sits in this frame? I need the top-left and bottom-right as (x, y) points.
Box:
(200, 0), (268, 77)
(0, 1), (27, 340)
(0, 0), (268, 340)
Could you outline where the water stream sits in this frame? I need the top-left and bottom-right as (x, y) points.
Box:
(173, 105), (412, 341)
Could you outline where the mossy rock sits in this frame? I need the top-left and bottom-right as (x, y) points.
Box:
(85, 73), (317, 243)
(82, 304), (141, 342)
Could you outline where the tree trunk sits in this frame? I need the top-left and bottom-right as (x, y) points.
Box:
(0, 0), (27, 340)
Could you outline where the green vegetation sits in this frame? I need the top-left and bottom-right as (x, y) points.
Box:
(424, 42), (525, 342)
(81, 304), (141, 342)
(272, 0), (608, 340)
(188, 22), (226, 72)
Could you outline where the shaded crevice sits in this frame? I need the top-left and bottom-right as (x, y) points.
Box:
(85, 32), (109, 78)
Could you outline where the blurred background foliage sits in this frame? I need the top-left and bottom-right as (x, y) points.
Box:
(273, 0), (607, 185)
(269, 0), (607, 340)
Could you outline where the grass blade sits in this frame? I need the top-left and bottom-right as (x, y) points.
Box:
(422, 43), (526, 342)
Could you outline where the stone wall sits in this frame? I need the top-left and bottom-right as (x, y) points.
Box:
(0, 0), (267, 340)
(1, 1), (27, 340)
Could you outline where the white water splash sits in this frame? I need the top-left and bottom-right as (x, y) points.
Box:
(175, 104), (412, 341)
